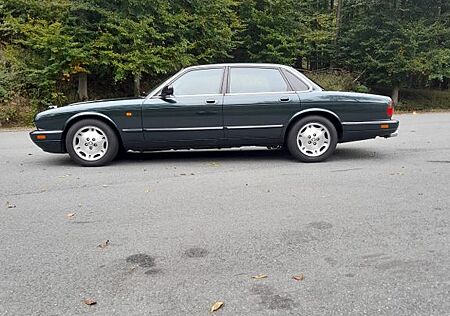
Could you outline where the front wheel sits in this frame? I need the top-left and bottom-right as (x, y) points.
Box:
(287, 116), (338, 162)
(65, 119), (119, 166)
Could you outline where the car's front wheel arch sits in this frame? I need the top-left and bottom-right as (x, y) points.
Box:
(62, 114), (124, 153)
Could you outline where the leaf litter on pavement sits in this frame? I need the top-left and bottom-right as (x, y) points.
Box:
(210, 301), (224, 312)
(97, 240), (110, 249)
(83, 298), (97, 305)
(5, 201), (16, 209)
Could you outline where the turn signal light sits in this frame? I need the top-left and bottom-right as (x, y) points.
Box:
(387, 101), (394, 118)
(36, 135), (47, 140)
(125, 112), (133, 117)
(380, 124), (390, 129)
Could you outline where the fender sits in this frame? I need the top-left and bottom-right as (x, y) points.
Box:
(64, 111), (120, 131)
(282, 108), (342, 137)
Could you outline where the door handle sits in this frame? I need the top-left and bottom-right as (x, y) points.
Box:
(196, 110), (215, 115)
(205, 99), (217, 104)
(279, 97), (290, 102)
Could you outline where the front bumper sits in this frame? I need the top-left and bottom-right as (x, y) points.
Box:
(341, 119), (399, 143)
(29, 130), (65, 153)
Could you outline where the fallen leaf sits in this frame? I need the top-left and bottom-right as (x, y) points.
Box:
(6, 201), (16, 209)
(83, 298), (97, 305)
(97, 240), (110, 249)
(210, 301), (224, 312)
(292, 274), (305, 281)
(252, 274), (268, 280)
(66, 213), (76, 219)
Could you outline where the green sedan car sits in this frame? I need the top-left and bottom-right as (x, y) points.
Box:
(30, 63), (399, 166)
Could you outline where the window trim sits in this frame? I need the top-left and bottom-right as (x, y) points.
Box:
(280, 68), (312, 93)
(151, 66), (226, 98)
(225, 66), (292, 95)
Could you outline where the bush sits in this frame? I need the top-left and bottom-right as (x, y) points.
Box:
(0, 96), (35, 127)
(303, 69), (368, 92)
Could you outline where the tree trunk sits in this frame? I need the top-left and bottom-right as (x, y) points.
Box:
(335, 0), (343, 40)
(391, 84), (400, 105)
(331, 0), (343, 69)
(133, 74), (141, 97)
(78, 73), (88, 101)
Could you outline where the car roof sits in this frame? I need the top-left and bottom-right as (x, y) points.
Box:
(185, 63), (290, 70)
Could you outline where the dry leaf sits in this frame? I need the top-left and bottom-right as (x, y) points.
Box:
(292, 274), (305, 281)
(252, 274), (268, 280)
(210, 301), (224, 312)
(97, 240), (110, 249)
(6, 201), (16, 209)
(66, 213), (76, 219)
(83, 298), (97, 305)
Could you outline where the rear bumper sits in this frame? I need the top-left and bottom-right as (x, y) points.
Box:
(29, 130), (65, 153)
(341, 119), (399, 143)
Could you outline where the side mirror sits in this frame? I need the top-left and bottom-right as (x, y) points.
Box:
(161, 85), (174, 98)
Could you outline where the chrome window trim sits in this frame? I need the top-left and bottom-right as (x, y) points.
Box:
(147, 67), (226, 100)
(151, 93), (223, 98)
(342, 120), (398, 125)
(144, 127), (223, 132)
(225, 125), (283, 130)
(225, 91), (297, 96)
(280, 68), (314, 93)
(145, 63), (321, 101)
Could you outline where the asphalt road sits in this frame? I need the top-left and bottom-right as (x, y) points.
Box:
(0, 113), (449, 315)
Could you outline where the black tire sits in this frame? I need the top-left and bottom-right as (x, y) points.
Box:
(65, 119), (119, 167)
(287, 115), (338, 162)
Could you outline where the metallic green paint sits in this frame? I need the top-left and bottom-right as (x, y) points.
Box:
(30, 63), (399, 155)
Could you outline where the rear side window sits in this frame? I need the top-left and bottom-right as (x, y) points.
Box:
(281, 69), (310, 91)
(229, 68), (289, 93)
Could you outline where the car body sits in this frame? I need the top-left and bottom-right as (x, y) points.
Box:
(30, 63), (399, 166)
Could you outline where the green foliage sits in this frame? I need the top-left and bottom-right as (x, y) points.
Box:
(0, 0), (449, 126)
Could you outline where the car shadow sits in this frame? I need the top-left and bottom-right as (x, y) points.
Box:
(38, 146), (385, 167)
(115, 146), (384, 164)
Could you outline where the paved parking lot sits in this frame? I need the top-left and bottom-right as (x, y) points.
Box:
(0, 113), (449, 315)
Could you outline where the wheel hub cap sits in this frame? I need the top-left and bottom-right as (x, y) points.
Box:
(73, 126), (108, 161)
(297, 123), (330, 157)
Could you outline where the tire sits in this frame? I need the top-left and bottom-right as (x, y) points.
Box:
(65, 119), (119, 166)
(287, 115), (338, 162)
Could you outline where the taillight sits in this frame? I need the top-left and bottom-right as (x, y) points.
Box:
(387, 100), (394, 118)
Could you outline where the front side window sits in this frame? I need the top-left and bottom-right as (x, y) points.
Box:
(171, 68), (224, 96)
(229, 68), (289, 94)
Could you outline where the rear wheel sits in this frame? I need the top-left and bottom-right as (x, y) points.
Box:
(65, 119), (119, 166)
(287, 116), (338, 162)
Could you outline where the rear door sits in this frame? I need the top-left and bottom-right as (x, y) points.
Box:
(223, 67), (300, 142)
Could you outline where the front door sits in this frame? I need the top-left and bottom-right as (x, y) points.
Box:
(142, 67), (225, 148)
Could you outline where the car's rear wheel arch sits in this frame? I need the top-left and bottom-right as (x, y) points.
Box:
(284, 110), (343, 145)
(62, 114), (124, 152)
